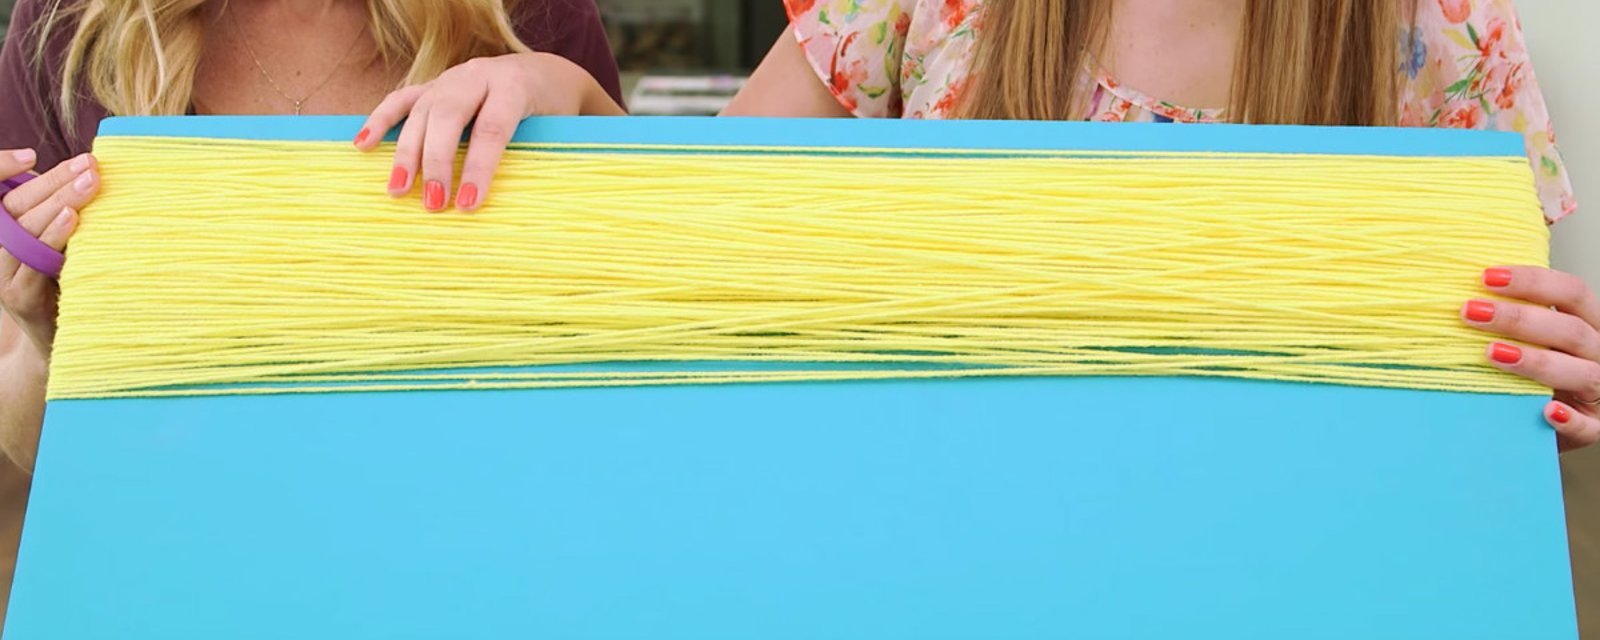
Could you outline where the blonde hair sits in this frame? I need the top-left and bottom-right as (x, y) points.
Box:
(961, 0), (1406, 126)
(34, 0), (536, 130)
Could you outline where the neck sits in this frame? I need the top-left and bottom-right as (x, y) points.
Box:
(239, 0), (357, 21)
(1101, 0), (1248, 109)
(1110, 0), (1248, 23)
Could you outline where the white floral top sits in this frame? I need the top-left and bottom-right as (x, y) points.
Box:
(784, 0), (1576, 222)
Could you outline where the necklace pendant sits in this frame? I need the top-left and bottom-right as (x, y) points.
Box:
(292, 101), (304, 116)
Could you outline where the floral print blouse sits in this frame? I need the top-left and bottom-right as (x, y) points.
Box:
(784, 0), (1576, 222)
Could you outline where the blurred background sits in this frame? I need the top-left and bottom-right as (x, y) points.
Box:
(0, 0), (1594, 635)
(596, 0), (786, 115)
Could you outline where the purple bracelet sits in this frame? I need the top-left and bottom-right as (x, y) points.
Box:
(0, 173), (66, 279)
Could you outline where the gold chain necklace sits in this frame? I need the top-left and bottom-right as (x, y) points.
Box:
(227, 3), (367, 115)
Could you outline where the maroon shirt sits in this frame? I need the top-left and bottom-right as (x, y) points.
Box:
(0, 0), (624, 169)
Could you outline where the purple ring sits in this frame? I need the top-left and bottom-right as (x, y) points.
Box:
(0, 173), (66, 279)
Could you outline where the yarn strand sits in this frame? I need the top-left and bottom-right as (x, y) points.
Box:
(46, 136), (1550, 400)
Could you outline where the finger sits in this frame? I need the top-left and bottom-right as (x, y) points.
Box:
(0, 217), (62, 320)
(1484, 266), (1600, 330)
(2, 170), (89, 291)
(420, 92), (486, 212)
(388, 99), (430, 197)
(2, 153), (92, 215)
(455, 90), (522, 211)
(1, 206), (77, 301)
(0, 148), (38, 184)
(1463, 299), (1600, 362)
(37, 206), (79, 252)
(1487, 342), (1600, 401)
(1548, 401), (1600, 452)
(356, 85), (427, 152)
(3, 209), (76, 349)
(20, 169), (96, 235)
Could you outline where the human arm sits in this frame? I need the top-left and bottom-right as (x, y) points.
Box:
(0, 150), (98, 472)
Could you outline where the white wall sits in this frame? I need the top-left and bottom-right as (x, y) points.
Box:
(1515, 2), (1598, 636)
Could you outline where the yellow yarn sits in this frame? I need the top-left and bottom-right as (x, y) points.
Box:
(46, 136), (1549, 400)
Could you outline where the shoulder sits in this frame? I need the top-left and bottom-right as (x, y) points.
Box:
(509, 0), (602, 50)
(1408, 0), (1529, 92)
(507, 0), (625, 109)
(7, 0), (83, 51)
(785, 0), (954, 118)
(0, 0), (99, 166)
(1403, 0), (1536, 134)
(1411, 0), (1527, 69)
(1403, 0), (1575, 221)
(785, 0), (925, 57)
(9, 0), (61, 29)
(1417, 0), (1521, 30)
(4, 0), (88, 86)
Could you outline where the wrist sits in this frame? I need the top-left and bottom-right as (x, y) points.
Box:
(0, 344), (47, 473)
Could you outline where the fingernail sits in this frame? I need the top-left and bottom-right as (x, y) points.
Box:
(1465, 300), (1496, 323)
(1490, 342), (1523, 365)
(1551, 404), (1572, 425)
(456, 183), (479, 209)
(388, 166), (408, 191)
(69, 154), (91, 173)
(12, 149), (34, 164)
(1484, 268), (1513, 288)
(353, 128), (371, 146)
(52, 206), (78, 231)
(73, 171), (94, 193)
(424, 180), (445, 210)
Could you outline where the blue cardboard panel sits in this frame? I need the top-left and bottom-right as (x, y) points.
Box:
(97, 114), (1529, 157)
(8, 379), (1575, 640)
(4, 116), (1573, 639)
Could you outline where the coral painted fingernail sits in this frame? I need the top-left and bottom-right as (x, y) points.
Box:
(1465, 300), (1496, 323)
(388, 166), (408, 191)
(1484, 268), (1513, 288)
(424, 180), (445, 210)
(456, 183), (479, 209)
(1490, 343), (1523, 364)
(1551, 404), (1572, 425)
(353, 127), (372, 146)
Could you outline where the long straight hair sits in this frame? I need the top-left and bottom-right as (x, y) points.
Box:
(34, 0), (537, 130)
(960, 0), (1406, 125)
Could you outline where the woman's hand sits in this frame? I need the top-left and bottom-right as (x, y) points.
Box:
(353, 52), (624, 213)
(0, 149), (98, 356)
(1463, 266), (1600, 452)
